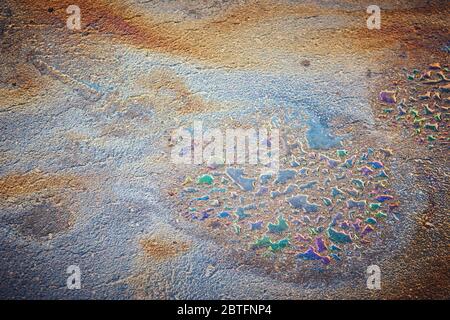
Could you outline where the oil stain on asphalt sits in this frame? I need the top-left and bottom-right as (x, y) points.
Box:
(0, 0), (449, 299)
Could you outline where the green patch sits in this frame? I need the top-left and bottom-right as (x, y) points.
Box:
(327, 227), (352, 244)
(267, 215), (289, 233)
(197, 174), (214, 185)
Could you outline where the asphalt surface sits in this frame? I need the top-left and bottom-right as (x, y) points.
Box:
(0, 0), (449, 299)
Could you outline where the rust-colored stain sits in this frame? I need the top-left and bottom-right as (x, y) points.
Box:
(143, 69), (211, 114)
(140, 236), (190, 261)
(3, 0), (447, 110)
(15, 0), (449, 68)
(0, 171), (85, 198)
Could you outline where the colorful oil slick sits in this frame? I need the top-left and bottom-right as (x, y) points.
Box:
(176, 118), (398, 265)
